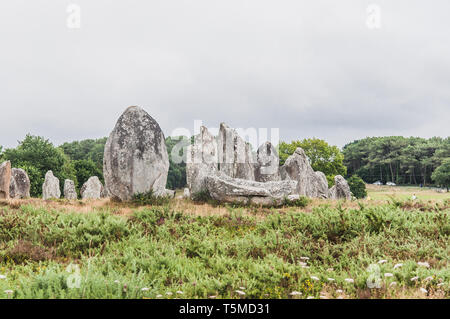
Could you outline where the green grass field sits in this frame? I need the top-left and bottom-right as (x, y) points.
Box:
(0, 187), (448, 299)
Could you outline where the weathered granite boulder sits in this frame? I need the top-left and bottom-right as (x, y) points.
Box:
(205, 173), (297, 206)
(186, 126), (219, 195)
(42, 171), (61, 200)
(280, 147), (329, 198)
(0, 161), (11, 199)
(255, 142), (281, 182)
(103, 106), (171, 201)
(329, 175), (351, 200)
(217, 123), (255, 181)
(9, 168), (30, 199)
(81, 176), (103, 200)
(64, 179), (77, 200)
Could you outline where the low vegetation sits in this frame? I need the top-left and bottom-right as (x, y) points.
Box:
(0, 187), (448, 299)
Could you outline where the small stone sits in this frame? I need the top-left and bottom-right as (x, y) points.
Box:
(64, 179), (77, 200)
(80, 176), (103, 200)
(0, 161), (12, 199)
(9, 168), (30, 199)
(42, 171), (61, 200)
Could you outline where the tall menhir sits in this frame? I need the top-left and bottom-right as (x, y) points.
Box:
(103, 106), (170, 201)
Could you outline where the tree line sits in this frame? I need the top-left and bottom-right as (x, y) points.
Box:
(342, 136), (450, 186)
(1, 134), (449, 197)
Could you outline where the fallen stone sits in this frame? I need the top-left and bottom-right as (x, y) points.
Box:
(205, 172), (297, 206)
(64, 179), (77, 200)
(42, 171), (61, 200)
(80, 176), (103, 200)
(0, 161), (11, 199)
(186, 126), (219, 195)
(280, 147), (329, 198)
(217, 123), (255, 181)
(103, 106), (171, 201)
(329, 175), (351, 200)
(9, 168), (31, 199)
(255, 142), (281, 182)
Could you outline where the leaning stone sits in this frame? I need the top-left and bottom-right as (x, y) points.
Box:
(42, 171), (61, 200)
(103, 106), (171, 201)
(80, 176), (103, 200)
(64, 179), (77, 200)
(0, 161), (12, 199)
(9, 168), (31, 199)
(255, 142), (281, 182)
(280, 147), (329, 198)
(186, 126), (219, 195)
(205, 172), (297, 206)
(329, 175), (351, 200)
(217, 123), (255, 181)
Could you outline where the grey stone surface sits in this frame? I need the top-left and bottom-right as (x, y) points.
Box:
(64, 179), (77, 200)
(81, 176), (103, 200)
(183, 188), (190, 199)
(42, 171), (61, 200)
(9, 168), (31, 199)
(329, 175), (351, 200)
(280, 147), (329, 198)
(103, 106), (171, 201)
(217, 123), (255, 181)
(0, 161), (11, 199)
(186, 126), (219, 195)
(205, 172), (297, 206)
(255, 142), (281, 182)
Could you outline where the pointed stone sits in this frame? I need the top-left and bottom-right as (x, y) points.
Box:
(103, 106), (171, 201)
(329, 175), (351, 200)
(186, 126), (218, 195)
(280, 147), (329, 198)
(217, 123), (255, 181)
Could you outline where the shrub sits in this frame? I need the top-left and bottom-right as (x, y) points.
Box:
(347, 175), (367, 199)
(283, 196), (311, 208)
(131, 191), (171, 206)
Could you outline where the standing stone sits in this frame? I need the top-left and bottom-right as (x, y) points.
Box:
(280, 147), (329, 198)
(186, 126), (218, 195)
(255, 142), (281, 182)
(0, 161), (12, 199)
(42, 171), (61, 200)
(64, 179), (77, 200)
(217, 123), (255, 181)
(329, 175), (351, 200)
(9, 168), (31, 199)
(80, 176), (103, 200)
(103, 106), (171, 201)
(314, 171), (330, 199)
(183, 188), (190, 199)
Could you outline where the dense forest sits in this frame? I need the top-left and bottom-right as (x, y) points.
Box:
(343, 136), (450, 185)
(1, 134), (449, 197)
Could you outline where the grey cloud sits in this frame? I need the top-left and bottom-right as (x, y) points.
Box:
(0, 0), (449, 149)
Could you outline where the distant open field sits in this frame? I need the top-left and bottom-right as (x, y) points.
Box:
(366, 185), (449, 201)
(0, 190), (448, 299)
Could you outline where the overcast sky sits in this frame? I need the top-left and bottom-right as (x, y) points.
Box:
(1, 0), (449, 150)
